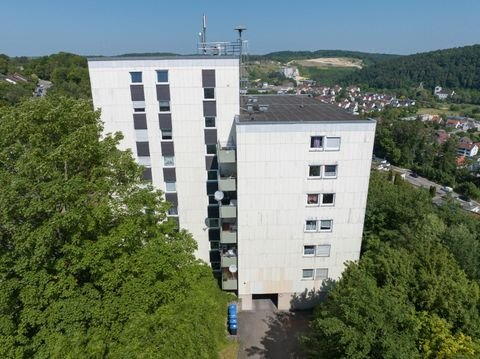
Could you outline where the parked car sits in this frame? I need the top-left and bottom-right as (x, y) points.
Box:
(409, 172), (418, 178)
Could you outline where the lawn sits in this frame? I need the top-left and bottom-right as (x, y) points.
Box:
(219, 340), (240, 359)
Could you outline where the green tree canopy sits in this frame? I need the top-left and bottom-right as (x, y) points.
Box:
(0, 96), (229, 358)
(304, 173), (480, 358)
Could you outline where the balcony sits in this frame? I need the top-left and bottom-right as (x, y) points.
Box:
(222, 278), (237, 290)
(218, 148), (236, 163)
(218, 176), (236, 191)
(221, 230), (237, 244)
(221, 255), (237, 267)
(220, 204), (237, 218)
(222, 268), (237, 290)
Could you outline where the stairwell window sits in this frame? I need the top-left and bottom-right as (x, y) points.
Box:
(205, 117), (216, 128)
(204, 88), (215, 99)
(206, 144), (217, 155)
(165, 181), (176, 192)
(162, 129), (173, 140)
(159, 101), (170, 112)
(163, 156), (175, 167)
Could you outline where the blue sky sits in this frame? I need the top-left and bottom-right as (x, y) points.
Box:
(1, 0), (479, 56)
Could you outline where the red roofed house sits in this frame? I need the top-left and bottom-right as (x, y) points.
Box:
(456, 137), (479, 157)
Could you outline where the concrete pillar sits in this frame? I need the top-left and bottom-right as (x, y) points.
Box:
(277, 292), (292, 311)
(239, 294), (252, 311)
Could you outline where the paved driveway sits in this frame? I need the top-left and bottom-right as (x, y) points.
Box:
(237, 300), (311, 359)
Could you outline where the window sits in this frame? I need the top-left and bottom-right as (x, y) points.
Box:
(325, 137), (341, 151)
(303, 245), (315, 256)
(208, 195), (218, 204)
(134, 107), (145, 112)
(205, 117), (216, 128)
(204, 88), (215, 99)
(306, 220), (333, 232)
(309, 165), (321, 177)
(305, 220), (317, 232)
(210, 241), (220, 250)
(206, 144), (217, 155)
(323, 165), (337, 178)
(316, 245), (331, 257)
(165, 181), (176, 192)
(136, 142), (150, 157)
(307, 194), (319, 205)
(159, 100), (170, 112)
(163, 156), (175, 167)
(167, 206), (178, 216)
(321, 193), (335, 205)
(302, 269), (314, 279)
(315, 268), (328, 280)
(207, 170), (218, 181)
(162, 129), (172, 140)
(157, 70), (168, 83)
(130, 72), (142, 83)
(310, 136), (324, 149)
(319, 220), (333, 232)
(208, 219), (219, 228)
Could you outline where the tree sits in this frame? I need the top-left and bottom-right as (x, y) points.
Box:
(304, 173), (480, 358)
(0, 96), (230, 357)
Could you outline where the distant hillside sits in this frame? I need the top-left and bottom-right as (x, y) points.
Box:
(251, 50), (400, 66)
(347, 44), (480, 90)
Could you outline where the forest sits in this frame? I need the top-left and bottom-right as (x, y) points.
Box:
(346, 45), (480, 91)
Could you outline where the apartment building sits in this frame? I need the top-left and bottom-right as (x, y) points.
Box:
(88, 57), (376, 310)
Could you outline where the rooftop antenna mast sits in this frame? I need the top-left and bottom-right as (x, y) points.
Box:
(201, 15), (207, 54)
(234, 25), (248, 95)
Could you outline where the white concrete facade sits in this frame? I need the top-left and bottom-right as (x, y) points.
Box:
(88, 57), (376, 311)
(88, 57), (239, 262)
(235, 120), (375, 310)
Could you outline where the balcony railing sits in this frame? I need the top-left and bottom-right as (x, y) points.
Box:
(221, 255), (237, 267)
(220, 204), (237, 218)
(221, 229), (237, 244)
(218, 176), (236, 191)
(218, 148), (236, 163)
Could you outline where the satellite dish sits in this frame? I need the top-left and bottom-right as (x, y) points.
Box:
(229, 264), (237, 273)
(214, 191), (224, 201)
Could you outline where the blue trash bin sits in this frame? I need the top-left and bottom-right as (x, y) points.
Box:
(229, 323), (238, 335)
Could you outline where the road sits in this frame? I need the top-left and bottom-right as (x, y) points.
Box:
(390, 165), (480, 214)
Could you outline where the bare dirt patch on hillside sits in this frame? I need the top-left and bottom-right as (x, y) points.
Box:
(292, 57), (363, 69)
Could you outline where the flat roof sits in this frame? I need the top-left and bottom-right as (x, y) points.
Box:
(239, 95), (363, 123)
(88, 55), (238, 62)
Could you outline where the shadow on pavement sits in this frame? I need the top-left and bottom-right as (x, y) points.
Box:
(243, 310), (312, 358)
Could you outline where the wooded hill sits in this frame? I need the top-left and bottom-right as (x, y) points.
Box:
(346, 44), (480, 90)
(250, 49), (399, 66)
